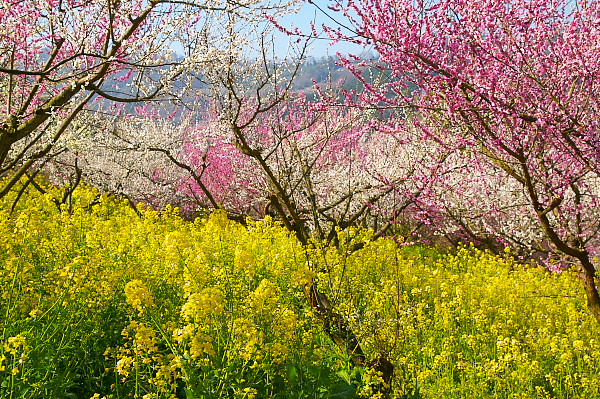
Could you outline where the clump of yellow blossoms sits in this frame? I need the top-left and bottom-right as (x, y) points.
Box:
(180, 287), (224, 321)
(3, 181), (600, 398)
(1, 335), (29, 374)
(3, 335), (27, 356)
(124, 279), (155, 316)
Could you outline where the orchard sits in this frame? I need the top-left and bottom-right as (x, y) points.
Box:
(2, 0), (600, 397)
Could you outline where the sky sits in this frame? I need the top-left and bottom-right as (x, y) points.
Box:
(271, 0), (372, 59)
(170, 0), (372, 61)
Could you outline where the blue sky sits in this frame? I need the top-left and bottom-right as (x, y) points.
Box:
(273, 0), (371, 59)
(170, 0), (371, 60)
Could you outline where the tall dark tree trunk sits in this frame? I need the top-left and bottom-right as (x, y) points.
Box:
(576, 254), (600, 326)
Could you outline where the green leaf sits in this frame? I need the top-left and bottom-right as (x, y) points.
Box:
(336, 369), (351, 384)
(329, 382), (357, 399)
(184, 387), (197, 399)
(287, 364), (299, 386)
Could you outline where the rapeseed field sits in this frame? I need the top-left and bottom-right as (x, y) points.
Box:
(1, 182), (599, 398)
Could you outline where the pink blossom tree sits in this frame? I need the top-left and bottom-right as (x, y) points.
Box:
(323, 0), (600, 324)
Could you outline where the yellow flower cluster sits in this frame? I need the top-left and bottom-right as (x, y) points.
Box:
(1, 335), (28, 374)
(124, 279), (155, 316)
(3, 335), (27, 356)
(358, 368), (389, 399)
(180, 287), (224, 322)
(316, 242), (600, 398)
(2, 180), (600, 398)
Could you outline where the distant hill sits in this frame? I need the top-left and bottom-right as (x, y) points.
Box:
(291, 54), (382, 94)
(102, 53), (397, 117)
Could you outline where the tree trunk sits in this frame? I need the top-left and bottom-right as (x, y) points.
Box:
(0, 128), (16, 170)
(576, 254), (600, 326)
(304, 283), (394, 395)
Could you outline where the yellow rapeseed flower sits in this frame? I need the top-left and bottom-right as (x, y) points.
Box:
(124, 279), (154, 316)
